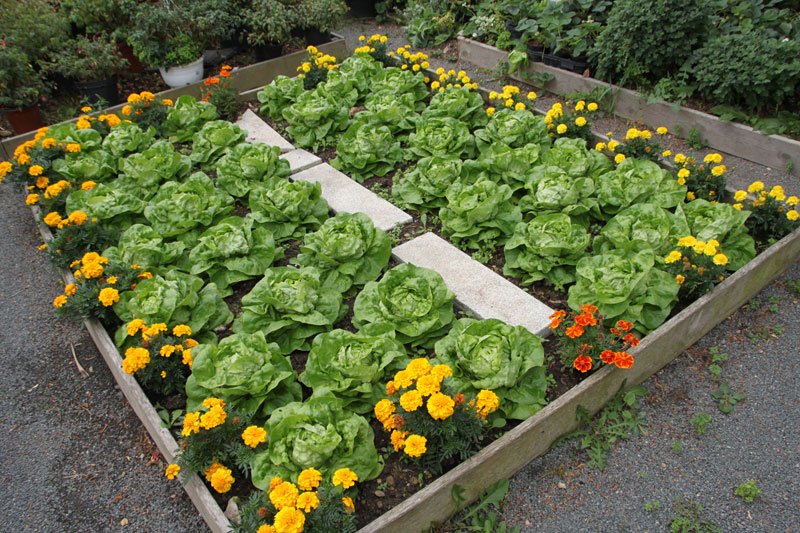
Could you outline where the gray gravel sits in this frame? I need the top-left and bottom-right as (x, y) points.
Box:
(0, 180), (206, 532)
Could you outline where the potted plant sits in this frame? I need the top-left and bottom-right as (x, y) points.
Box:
(182, 0), (244, 65)
(44, 34), (128, 105)
(293, 0), (348, 45)
(0, 45), (47, 134)
(243, 0), (293, 61)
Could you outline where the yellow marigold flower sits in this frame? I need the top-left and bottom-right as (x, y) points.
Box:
(17, 153), (31, 165)
(38, 243), (47, 251)
(475, 390), (500, 416)
(390, 429), (408, 451)
(514, 102), (526, 111)
(382, 414), (403, 431)
(165, 463), (180, 480)
(53, 294), (68, 308)
(256, 525), (275, 533)
(386, 380), (397, 395)
(662, 150), (672, 157)
(184, 338), (199, 348)
(297, 468), (322, 491)
(296, 491), (320, 513)
(504, 98), (514, 108)
(104, 114), (121, 127)
(607, 140), (619, 151)
(556, 124), (568, 134)
(625, 128), (639, 140)
(786, 196), (799, 206)
(121, 105), (133, 116)
(614, 154), (626, 164)
(488, 91), (498, 100)
(640, 130), (652, 140)
(25, 193), (39, 205)
(41, 137), (57, 149)
(43, 212), (62, 227)
(332, 468), (358, 489)
(172, 324), (192, 337)
(98, 287), (120, 307)
(575, 116), (587, 127)
(123, 347), (150, 375)
(160, 345), (177, 357)
(358, 34), (365, 41)
(269, 477), (284, 491)
(161, 98), (173, 107)
(427, 392), (455, 420)
(586, 102), (598, 112)
(686, 191), (696, 201)
(710, 165), (726, 177)
(127, 319), (145, 336)
(104, 276), (117, 285)
(664, 250), (682, 263)
(374, 398), (395, 422)
(143, 323), (167, 339)
(732, 190), (747, 202)
(28, 165), (44, 176)
(242, 425), (267, 448)
(62, 283), (77, 296)
(713, 253), (729, 266)
(416, 374), (441, 396)
(430, 364), (452, 380)
(486, 106), (495, 117)
(182, 349), (193, 368)
(732, 203), (743, 210)
(393, 369), (414, 389)
(206, 463), (234, 494)
(412, 64), (420, 72)
(66, 143), (81, 153)
(748, 181), (764, 193)
(675, 274), (685, 285)
(787, 209), (799, 221)
(0, 160), (12, 177)
(677, 176), (686, 186)
(674, 153), (687, 164)
(68, 211), (88, 225)
(399, 389), (423, 411)
(527, 91), (537, 100)
(400, 64), (408, 70)
(575, 100), (586, 112)
(656, 126), (668, 135)
(703, 242), (717, 256)
(342, 496), (356, 513)
(769, 185), (786, 201)
(76, 118), (91, 129)
(677, 236), (697, 247)
(430, 80), (440, 90)
(677, 168), (690, 179)
(138, 271), (153, 280)
(403, 434), (427, 458)
(199, 405), (227, 430)
(406, 358), (432, 379)
(435, 66), (445, 75)
(692, 240), (707, 255)
(127, 93), (141, 104)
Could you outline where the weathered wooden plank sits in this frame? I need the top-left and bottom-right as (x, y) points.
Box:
(359, 226), (800, 532)
(457, 37), (800, 176)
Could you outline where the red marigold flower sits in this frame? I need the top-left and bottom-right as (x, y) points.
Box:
(549, 317), (563, 329)
(600, 350), (616, 364)
(610, 327), (621, 335)
(614, 352), (634, 369)
(580, 304), (598, 314)
(565, 324), (584, 338)
(549, 309), (567, 320)
(573, 355), (593, 373)
(615, 320), (633, 332)
(574, 312), (597, 327)
(623, 333), (640, 347)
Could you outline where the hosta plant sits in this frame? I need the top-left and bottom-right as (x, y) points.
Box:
(247, 178), (329, 243)
(233, 266), (345, 354)
(504, 213), (591, 289)
(440, 179), (521, 250)
(433, 318), (548, 421)
(330, 122), (404, 182)
(250, 395), (383, 490)
(293, 212), (392, 293)
(299, 326), (408, 414)
(353, 263), (455, 347)
(215, 142), (291, 198)
(392, 156), (464, 211)
(185, 331), (301, 416)
(189, 120), (246, 166)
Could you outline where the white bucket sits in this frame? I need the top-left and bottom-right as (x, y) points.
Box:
(159, 56), (204, 88)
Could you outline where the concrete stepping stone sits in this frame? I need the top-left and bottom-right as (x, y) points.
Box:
(282, 149), (322, 174)
(236, 109), (294, 152)
(392, 232), (554, 336)
(292, 163), (412, 232)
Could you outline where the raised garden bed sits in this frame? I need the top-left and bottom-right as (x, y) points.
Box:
(457, 37), (800, 177)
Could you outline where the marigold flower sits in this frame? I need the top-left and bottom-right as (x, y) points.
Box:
(556, 124), (568, 134)
(675, 274), (685, 285)
(607, 139), (619, 152)
(615, 320), (633, 332)
(573, 355), (593, 373)
(66, 143), (81, 153)
(656, 126), (668, 135)
(662, 150), (672, 157)
(269, 481), (299, 510)
(76, 118), (91, 129)
(406, 358), (432, 378)
(390, 429), (408, 451)
(748, 181), (764, 194)
(269, 477), (284, 491)
(122, 347), (150, 375)
(206, 464), (234, 493)
(625, 128), (639, 140)
(17, 153), (31, 165)
(393, 369), (414, 389)
(332, 468), (358, 489)
(295, 491), (320, 513)
(475, 390), (500, 416)
(182, 349), (193, 368)
(677, 236), (696, 247)
(373, 399), (395, 424)
(28, 165), (44, 176)
(241, 425), (267, 448)
(121, 105), (133, 116)
(159, 345), (177, 357)
(574, 100), (586, 111)
(595, 142), (606, 152)
(342, 496), (356, 513)
(788, 210), (799, 221)
(25, 193), (40, 205)
(416, 374), (441, 396)
(713, 253), (729, 266)
(677, 168), (690, 179)
(200, 405), (227, 430)
(403, 434), (427, 458)
(614, 352), (634, 369)
(692, 240), (707, 255)
(574, 312), (597, 327)
(427, 392), (455, 420)
(430, 364), (452, 380)
(297, 468), (322, 491)
(399, 390), (423, 412)
(786, 196), (799, 207)
(98, 287), (119, 307)
(665, 250), (682, 264)
(600, 350), (616, 364)
(614, 153), (626, 164)
(53, 294), (68, 308)
(565, 324), (584, 338)
(68, 211), (88, 225)
(256, 525), (275, 533)
(575, 116), (587, 127)
(386, 380), (398, 395)
(161, 98), (173, 106)
(43, 212), (62, 227)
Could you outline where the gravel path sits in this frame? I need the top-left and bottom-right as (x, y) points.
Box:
(0, 181), (206, 533)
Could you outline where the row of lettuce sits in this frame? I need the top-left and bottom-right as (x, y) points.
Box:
(257, 44), (800, 335)
(2, 92), (563, 532)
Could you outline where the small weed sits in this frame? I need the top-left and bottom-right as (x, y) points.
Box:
(734, 480), (762, 503)
(155, 404), (184, 429)
(711, 383), (745, 414)
(388, 226), (403, 246)
(670, 499), (722, 533)
(520, 70), (555, 88)
(371, 182), (391, 201)
(785, 278), (800, 296)
(708, 346), (728, 379)
(747, 325), (783, 342)
(786, 160), (795, 173)
(637, 471), (647, 479)
(767, 295), (781, 313)
(433, 479), (520, 533)
(708, 364), (722, 379)
(559, 386), (648, 470)
(691, 412), (711, 435)
(672, 441), (683, 454)
(686, 127), (708, 149)
(644, 500), (662, 512)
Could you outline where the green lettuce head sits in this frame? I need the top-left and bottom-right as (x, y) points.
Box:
(462, 142), (542, 192)
(336, 54), (383, 97)
(293, 212), (391, 292)
(190, 120), (246, 165)
(593, 203), (689, 256)
(250, 395), (383, 490)
(113, 270), (233, 345)
(474, 108), (550, 151)
(52, 149), (118, 183)
(518, 164), (597, 219)
(422, 86), (488, 130)
(369, 67), (429, 110)
(185, 331), (301, 416)
(282, 86), (351, 150)
(215, 142), (291, 198)
(49, 123), (104, 151)
(353, 263), (455, 347)
(407, 116), (474, 159)
(676, 199), (756, 269)
(592, 158), (686, 220)
(504, 213), (591, 289)
(542, 137), (612, 178)
(101, 121), (156, 157)
(233, 266), (345, 354)
(247, 178), (329, 243)
(161, 95), (219, 142)
(103, 223), (186, 270)
(186, 215), (279, 293)
(65, 182), (146, 226)
(433, 318), (548, 421)
(331, 122), (404, 182)
(440, 179), (521, 249)
(567, 250), (679, 333)
(299, 326), (407, 413)
(143, 172), (234, 237)
(392, 156), (464, 211)
(358, 91), (419, 134)
(116, 140), (192, 199)
(257, 75), (305, 119)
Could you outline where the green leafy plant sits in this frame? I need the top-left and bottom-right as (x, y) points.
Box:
(691, 412), (711, 435)
(160, 95), (219, 142)
(422, 86), (488, 130)
(711, 383), (745, 414)
(433, 318), (548, 422)
(282, 86), (351, 150)
(233, 266), (345, 354)
(444, 479), (520, 533)
(293, 212), (392, 292)
(331, 122), (404, 182)
(474, 108), (549, 151)
(644, 500), (662, 512)
(200, 65), (240, 122)
(407, 116), (475, 160)
(103, 223), (186, 270)
(671, 152), (727, 202)
(66, 182), (146, 226)
(247, 178), (329, 243)
(43, 33), (128, 82)
(127, 4), (202, 68)
(353, 263), (455, 347)
(670, 499), (722, 533)
(676, 199), (756, 270)
(462, 141), (542, 193)
(594, 203), (686, 257)
(215, 142), (291, 198)
(242, 0), (293, 47)
(101, 121), (157, 158)
(257, 75), (305, 119)
(734, 480), (762, 503)
(189, 120), (246, 166)
(440, 179), (521, 250)
(0, 45), (47, 109)
(116, 139), (192, 199)
(392, 156), (464, 211)
(369, 66), (429, 108)
(732, 181), (799, 248)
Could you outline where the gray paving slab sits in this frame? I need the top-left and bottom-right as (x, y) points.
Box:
(291, 163), (412, 231)
(282, 148), (323, 174)
(392, 232), (554, 336)
(236, 109), (294, 152)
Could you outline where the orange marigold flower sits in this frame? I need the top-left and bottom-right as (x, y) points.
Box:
(614, 352), (634, 369)
(580, 304), (598, 314)
(565, 324), (584, 338)
(549, 316), (563, 329)
(573, 355), (593, 373)
(615, 320), (633, 332)
(623, 333), (640, 347)
(549, 309), (567, 319)
(600, 350), (616, 364)
(204, 77), (220, 86)
(574, 312), (597, 327)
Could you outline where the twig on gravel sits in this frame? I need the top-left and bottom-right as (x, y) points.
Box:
(70, 343), (89, 379)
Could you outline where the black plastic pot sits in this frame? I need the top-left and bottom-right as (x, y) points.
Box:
(505, 20), (522, 41)
(542, 52), (560, 67)
(253, 43), (283, 62)
(561, 56), (589, 74)
(527, 43), (546, 62)
(76, 77), (119, 106)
